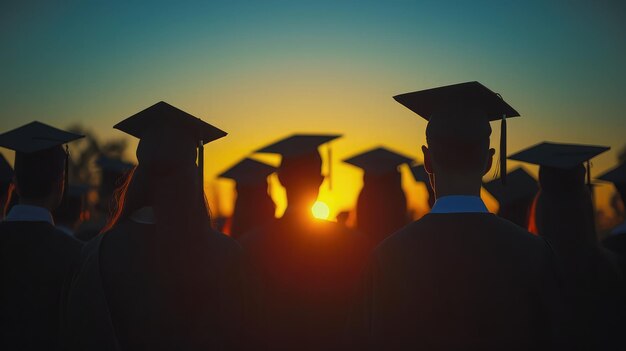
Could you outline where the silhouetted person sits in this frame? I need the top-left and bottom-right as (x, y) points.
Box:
(348, 82), (565, 350)
(344, 146), (412, 246)
(63, 102), (244, 350)
(511, 142), (626, 350)
(218, 157), (276, 239)
(54, 184), (89, 236)
(600, 162), (626, 271)
(240, 134), (369, 351)
(75, 155), (134, 241)
(0, 154), (14, 218)
(482, 167), (538, 228)
(0, 121), (84, 351)
(410, 164), (435, 209)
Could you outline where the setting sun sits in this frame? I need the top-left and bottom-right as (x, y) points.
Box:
(311, 201), (330, 220)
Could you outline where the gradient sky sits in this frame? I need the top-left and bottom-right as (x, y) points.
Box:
(1, 0), (625, 220)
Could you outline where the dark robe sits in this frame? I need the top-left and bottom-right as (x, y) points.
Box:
(240, 216), (369, 350)
(604, 231), (626, 274)
(548, 242), (625, 350)
(347, 213), (566, 350)
(63, 219), (245, 351)
(0, 221), (83, 351)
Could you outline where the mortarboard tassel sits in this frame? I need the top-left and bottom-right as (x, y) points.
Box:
(500, 114), (507, 185)
(586, 160), (593, 193)
(198, 140), (204, 194)
(64, 145), (69, 200)
(328, 144), (333, 191)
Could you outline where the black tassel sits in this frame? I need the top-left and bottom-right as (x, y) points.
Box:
(328, 145), (332, 191)
(198, 140), (204, 193)
(500, 114), (507, 185)
(64, 145), (69, 200)
(586, 160), (592, 192)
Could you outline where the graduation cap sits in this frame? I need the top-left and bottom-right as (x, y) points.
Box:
(343, 146), (413, 176)
(483, 167), (538, 206)
(508, 142), (610, 188)
(114, 101), (227, 188)
(0, 121), (84, 198)
(255, 134), (342, 189)
(218, 158), (277, 186)
(0, 121), (84, 154)
(0, 154), (13, 183)
(597, 162), (626, 185)
(393, 81), (520, 184)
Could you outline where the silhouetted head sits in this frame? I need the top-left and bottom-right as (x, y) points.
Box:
(278, 151), (324, 210)
(14, 146), (66, 207)
(533, 164), (596, 245)
(483, 167), (538, 227)
(0, 121), (84, 210)
(510, 142), (610, 242)
(231, 181), (276, 237)
(103, 101), (227, 239)
(597, 161), (626, 209)
(422, 107), (496, 184)
(255, 134), (340, 217)
(394, 82), (520, 197)
(54, 184), (88, 230)
(218, 157), (277, 237)
(357, 170), (408, 244)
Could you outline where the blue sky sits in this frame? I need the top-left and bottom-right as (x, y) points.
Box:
(1, 0), (625, 217)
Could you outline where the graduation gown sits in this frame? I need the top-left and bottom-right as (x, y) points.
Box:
(549, 241), (626, 350)
(63, 219), (245, 351)
(603, 225), (626, 274)
(0, 220), (83, 351)
(348, 212), (566, 350)
(240, 215), (369, 350)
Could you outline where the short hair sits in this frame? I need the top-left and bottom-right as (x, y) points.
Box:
(14, 146), (65, 199)
(425, 108), (492, 174)
(427, 137), (491, 173)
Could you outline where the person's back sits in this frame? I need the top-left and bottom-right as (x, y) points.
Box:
(368, 212), (557, 349)
(241, 216), (368, 350)
(99, 220), (243, 350)
(62, 101), (242, 350)
(1, 221), (82, 350)
(241, 134), (370, 350)
(348, 82), (564, 350)
(0, 121), (84, 350)
(511, 143), (626, 349)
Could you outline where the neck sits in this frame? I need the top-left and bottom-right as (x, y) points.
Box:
(19, 198), (54, 211)
(433, 172), (482, 199)
(284, 195), (315, 219)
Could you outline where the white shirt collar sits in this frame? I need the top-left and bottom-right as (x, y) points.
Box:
(611, 220), (626, 236)
(430, 195), (489, 214)
(5, 205), (55, 225)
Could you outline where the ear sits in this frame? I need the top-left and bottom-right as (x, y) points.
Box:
(484, 148), (496, 175)
(422, 145), (433, 174)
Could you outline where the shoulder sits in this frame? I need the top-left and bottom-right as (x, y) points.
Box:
(376, 213), (549, 258)
(1, 221), (83, 250)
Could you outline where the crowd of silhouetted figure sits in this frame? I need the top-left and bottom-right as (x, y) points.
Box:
(1, 81), (625, 350)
